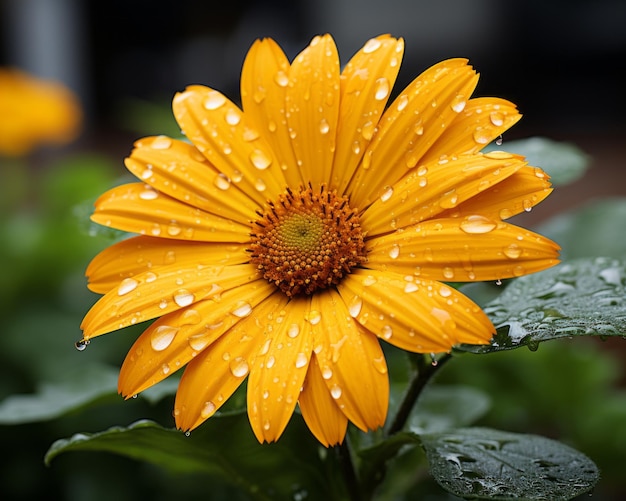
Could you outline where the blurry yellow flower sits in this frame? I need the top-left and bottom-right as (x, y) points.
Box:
(0, 68), (82, 156)
(80, 34), (559, 446)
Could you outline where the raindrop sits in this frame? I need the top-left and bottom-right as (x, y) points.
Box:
(490, 111), (504, 126)
(174, 289), (195, 307)
(288, 323), (300, 338)
(330, 385), (342, 399)
(381, 325), (393, 339)
(139, 188), (158, 200)
(372, 356), (388, 374)
(396, 94), (409, 112)
(450, 95), (466, 113)
(295, 352), (308, 368)
(522, 199), (533, 212)
(374, 78), (390, 100)
(151, 136), (172, 149)
(200, 401), (216, 418)
(379, 186), (394, 202)
(274, 70), (289, 87)
(203, 91), (226, 110)
(459, 215), (497, 234)
(162, 363), (171, 375)
(307, 310), (322, 325)
(439, 191), (459, 209)
(362, 275), (377, 286)
(224, 108), (241, 125)
(255, 178), (267, 192)
(75, 339), (90, 351)
(180, 308), (202, 325)
(145, 272), (157, 283)
(232, 302), (252, 317)
(348, 296), (363, 317)
(503, 244), (522, 259)
(141, 166), (153, 180)
(266, 356), (276, 369)
(159, 299), (168, 309)
(351, 141), (361, 155)
(319, 118), (330, 134)
(229, 357), (249, 377)
(388, 244), (400, 259)
(167, 222), (181, 236)
(118, 277), (138, 296)
(443, 267), (455, 280)
(322, 367), (333, 379)
(495, 135), (503, 146)
(150, 325), (179, 351)
(404, 282), (418, 293)
(214, 173), (231, 190)
(250, 149), (272, 170)
(362, 38), (382, 53)
(361, 121), (375, 140)
(473, 128), (490, 144)
(439, 285), (452, 298)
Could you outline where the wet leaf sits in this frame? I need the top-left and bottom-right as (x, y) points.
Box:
(457, 257), (626, 353)
(488, 136), (589, 186)
(45, 416), (339, 500)
(421, 427), (598, 500)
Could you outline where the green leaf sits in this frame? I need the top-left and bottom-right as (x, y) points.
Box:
(457, 257), (626, 353)
(487, 136), (589, 186)
(538, 197), (626, 259)
(0, 364), (119, 424)
(421, 427), (599, 500)
(46, 416), (339, 500)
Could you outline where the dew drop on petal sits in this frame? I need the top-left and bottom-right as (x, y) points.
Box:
(348, 296), (362, 318)
(150, 325), (179, 351)
(321, 367), (333, 380)
(75, 339), (90, 351)
(159, 299), (168, 309)
(490, 111), (504, 126)
(503, 244), (522, 259)
(214, 173), (231, 190)
(161, 363), (171, 375)
(139, 188), (158, 200)
(229, 357), (249, 378)
(381, 325), (393, 339)
(396, 94), (409, 112)
(167, 222), (181, 236)
(439, 285), (452, 298)
(250, 149), (272, 170)
(174, 289), (195, 307)
(200, 401), (216, 418)
(362, 38), (382, 53)
(145, 272), (157, 283)
(224, 107), (241, 125)
(319, 118), (330, 134)
(307, 310), (322, 325)
(188, 332), (211, 351)
(473, 128), (491, 144)
(404, 282), (418, 293)
(117, 278), (138, 296)
(151, 135), (172, 149)
(374, 78), (389, 100)
(274, 70), (289, 87)
(388, 244), (400, 259)
(459, 215), (497, 234)
(442, 267), (455, 280)
(266, 355), (276, 369)
(203, 91), (226, 110)
(380, 186), (393, 202)
(372, 356), (388, 374)
(451, 95), (466, 113)
(295, 352), (308, 369)
(255, 178), (267, 192)
(362, 275), (377, 286)
(330, 385), (342, 399)
(288, 323), (300, 338)
(231, 302), (252, 318)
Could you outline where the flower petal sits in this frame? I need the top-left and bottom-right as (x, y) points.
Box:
(337, 269), (493, 353)
(333, 35), (404, 192)
(420, 97), (522, 164)
(247, 297), (313, 443)
(91, 183), (250, 242)
(347, 58), (479, 207)
(309, 288), (388, 432)
(125, 136), (258, 224)
(86, 236), (248, 294)
(366, 217), (561, 282)
(81, 263), (259, 338)
(240, 38), (303, 187)
(298, 354), (348, 447)
(361, 152), (525, 236)
(439, 164), (554, 220)
(285, 34), (340, 186)
(118, 280), (276, 397)
(175, 291), (289, 432)
(172, 85), (286, 204)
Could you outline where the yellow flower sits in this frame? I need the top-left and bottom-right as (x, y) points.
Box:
(0, 68), (82, 156)
(80, 34), (559, 446)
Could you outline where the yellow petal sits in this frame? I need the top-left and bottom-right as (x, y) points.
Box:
(347, 59), (479, 208)
(172, 85), (286, 204)
(299, 354), (348, 447)
(81, 263), (259, 338)
(247, 297), (313, 443)
(118, 280), (276, 397)
(439, 165), (554, 220)
(333, 35), (404, 192)
(86, 236), (248, 294)
(420, 97), (522, 164)
(91, 183), (250, 242)
(361, 152), (525, 236)
(309, 288), (388, 432)
(125, 136), (258, 224)
(175, 291), (289, 432)
(366, 217), (561, 282)
(337, 269), (494, 353)
(285, 34), (340, 186)
(240, 38), (303, 187)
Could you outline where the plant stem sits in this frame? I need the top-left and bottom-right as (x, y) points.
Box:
(387, 353), (451, 436)
(337, 438), (363, 501)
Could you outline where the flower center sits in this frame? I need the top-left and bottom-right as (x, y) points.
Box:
(249, 184), (367, 297)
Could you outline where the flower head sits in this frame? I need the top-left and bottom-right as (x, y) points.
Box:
(0, 68), (82, 156)
(81, 34), (559, 446)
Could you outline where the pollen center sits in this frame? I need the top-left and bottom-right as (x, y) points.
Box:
(249, 185), (367, 297)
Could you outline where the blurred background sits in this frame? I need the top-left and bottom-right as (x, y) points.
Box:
(1, 0), (625, 500)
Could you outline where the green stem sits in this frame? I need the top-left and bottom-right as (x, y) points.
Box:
(388, 353), (451, 436)
(337, 438), (363, 501)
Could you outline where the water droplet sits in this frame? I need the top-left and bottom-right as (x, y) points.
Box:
(214, 173), (231, 190)
(396, 94), (409, 112)
(473, 128), (490, 144)
(232, 302), (252, 317)
(229, 357), (249, 377)
(200, 401), (216, 418)
(523, 199), (533, 212)
(439, 191), (459, 209)
(381, 325), (393, 339)
(451, 95), (466, 113)
(139, 187), (158, 201)
(362, 275), (377, 286)
(255, 178), (267, 192)
(319, 118), (330, 134)
(459, 215), (497, 234)
(495, 135), (503, 146)
(266, 355), (276, 369)
(118, 277), (138, 296)
(141, 166), (153, 180)
(443, 267), (455, 280)
(330, 385), (342, 399)
(274, 70), (289, 87)
(167, 222), (181, 236)
(374, 78), (389, 100)
(372, 356), (387, 374)
(203, 91), (226, 110)
(180, 308), (202, 325)
(151, 136), (172, 149)
(288, 323), (300, 338)
(362, 38), (382, 53)
(404, 282), (418, 293)
(253, 85), (266, 103)
(348, 296), (363, 318)
(380, 186), (394, 202)
(361, 121), (375, 140)
(224, 107), (241, 125)
(490, 111), (504, 126)
(351, 141), (361, 155)
(388, 244), (400, 259)
(439, 285), (452, 297)
(151, 325), (179, 351)
(503, 244), (522, 259)
(162, 363), (171, 375)
(75, 339), (90, 351)
(174, 289), (195, 307)
(295, 352), (308, 368)
(250, 149), (272, 170)
(322, 367), (333, 379)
